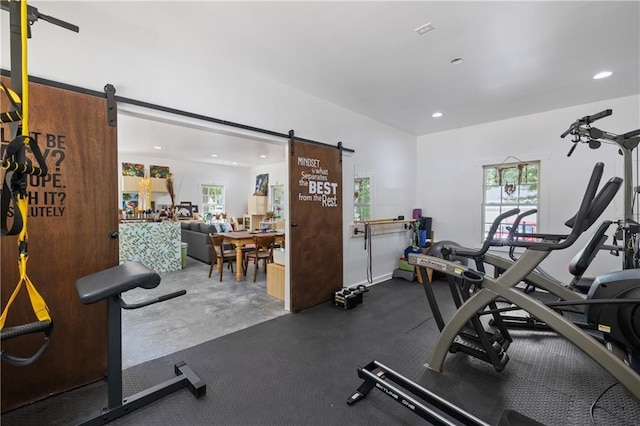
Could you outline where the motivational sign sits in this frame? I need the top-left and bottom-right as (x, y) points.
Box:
(1, 127), (68, 218)
(296, 156), (339, 208)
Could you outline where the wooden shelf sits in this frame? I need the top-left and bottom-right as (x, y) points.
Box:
(150, 177), (168, 193)
(122, 176), (168, 193)
(248, 195), (268, 215)
(350, 218), (418, 238)
(267, 263), (285, 300)
(243, 214), (265, 231)
(121, 175), (142, 192)
(353, 218), (417, 225)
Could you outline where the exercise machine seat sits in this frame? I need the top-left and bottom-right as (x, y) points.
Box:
(76, 261), (161, 304)
(74, 261), (205, 425)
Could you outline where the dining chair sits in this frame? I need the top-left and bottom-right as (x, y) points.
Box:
(208, 234), (236, 281)
(243, 235), (275, 282)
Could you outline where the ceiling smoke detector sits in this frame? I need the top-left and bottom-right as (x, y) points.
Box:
(415, 22), (435, 35)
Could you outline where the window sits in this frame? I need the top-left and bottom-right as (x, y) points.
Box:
(354, 177), (371, 221)
(270, 185), (285, 219)
(483, 161), (539, 240)
(201, 184), (224, 218)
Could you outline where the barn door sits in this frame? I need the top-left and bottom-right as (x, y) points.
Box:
(1, 80), (118, 411)
(288, 140), (343, 311)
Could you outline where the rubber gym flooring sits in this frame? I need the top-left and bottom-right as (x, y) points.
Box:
(3, 277), (639, 425)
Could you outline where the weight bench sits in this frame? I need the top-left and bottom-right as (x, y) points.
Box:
(75, 261), (206, 425)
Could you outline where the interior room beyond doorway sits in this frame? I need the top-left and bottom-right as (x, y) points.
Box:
(115, 107), (289, 366)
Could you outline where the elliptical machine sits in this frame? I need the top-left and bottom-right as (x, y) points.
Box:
(409, 163), (640, 400)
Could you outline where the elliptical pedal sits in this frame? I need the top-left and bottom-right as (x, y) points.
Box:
(452, 334), (510, 372)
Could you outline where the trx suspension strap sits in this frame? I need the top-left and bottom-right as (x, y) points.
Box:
(0, 0), (52, 366)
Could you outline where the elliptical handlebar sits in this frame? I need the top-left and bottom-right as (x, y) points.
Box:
(507, 209), (537, 240)
(453, 164), (619, 257)
(560, 109), (613, 139)
(497, 163), (622, 251)
(452, 208), (520, 258)
(507, 209), (537, 260)
(582, 109), (613, 125)
(622, 128), (640, 139)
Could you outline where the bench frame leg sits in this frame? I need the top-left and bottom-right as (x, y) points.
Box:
(79, 295), (206, 425)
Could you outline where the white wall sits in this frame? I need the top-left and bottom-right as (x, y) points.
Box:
(417, 95), (640, 282)
(11, 2), (418, 288)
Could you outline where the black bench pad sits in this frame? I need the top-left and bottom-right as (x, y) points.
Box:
(76, 261), (161, 305)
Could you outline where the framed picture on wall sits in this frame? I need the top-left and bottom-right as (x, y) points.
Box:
(121, 192), (139, 210)
(255, 173), (269, 196)
(122, 163), (144, 177)
(176, 204), (194, 219)
(150, 165), (170, 178)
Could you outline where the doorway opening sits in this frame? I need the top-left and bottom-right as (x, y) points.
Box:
(115, 105), (290, 368)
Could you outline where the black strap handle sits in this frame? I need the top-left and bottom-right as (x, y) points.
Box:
(0, 319), (53, 367)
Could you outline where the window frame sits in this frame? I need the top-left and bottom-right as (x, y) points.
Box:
(482, 161), (540, 243)
(354, 176), (372, 221)
(200, 183), (225, 218)
(270, 184), (285, 219)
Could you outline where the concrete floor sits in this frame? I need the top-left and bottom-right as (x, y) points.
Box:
(121, 256), (288, 368)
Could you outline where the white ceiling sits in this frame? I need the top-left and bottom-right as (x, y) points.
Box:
(117, 107), (288, 168)
(55, 2), (640, 166)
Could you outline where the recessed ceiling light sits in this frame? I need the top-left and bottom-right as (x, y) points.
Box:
(232, 162), (238, 165)
(260, 155), (267, 158)
(211, 154), (218, 157)
(153, 146), (162, 150)
(593, 71), (613, 80)
(450, 57), (464, 65)
(432, 112), (443, 118)
(415, 22), (435, 35)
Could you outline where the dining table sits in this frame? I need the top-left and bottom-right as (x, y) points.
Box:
(218, 231), (285, 282)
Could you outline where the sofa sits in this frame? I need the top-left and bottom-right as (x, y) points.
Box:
(180, 221), (234, 264)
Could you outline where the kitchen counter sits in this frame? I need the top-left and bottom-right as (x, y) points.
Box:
(119, 221), (181, 272)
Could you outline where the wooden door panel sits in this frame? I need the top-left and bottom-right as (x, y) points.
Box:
(288, 140), (343, 311)
(1, 80), (117, 411)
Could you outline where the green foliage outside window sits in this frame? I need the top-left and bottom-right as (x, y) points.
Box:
(201, 184), (224, 217)
(354, 177), (371, 221)
(271, 185), (285, 218)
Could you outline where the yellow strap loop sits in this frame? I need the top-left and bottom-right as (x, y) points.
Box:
(0, 194), (50, 328)
(17, 193), (28, 245)
(0, 255), (51, 329)
(0, 254), (51, 329)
